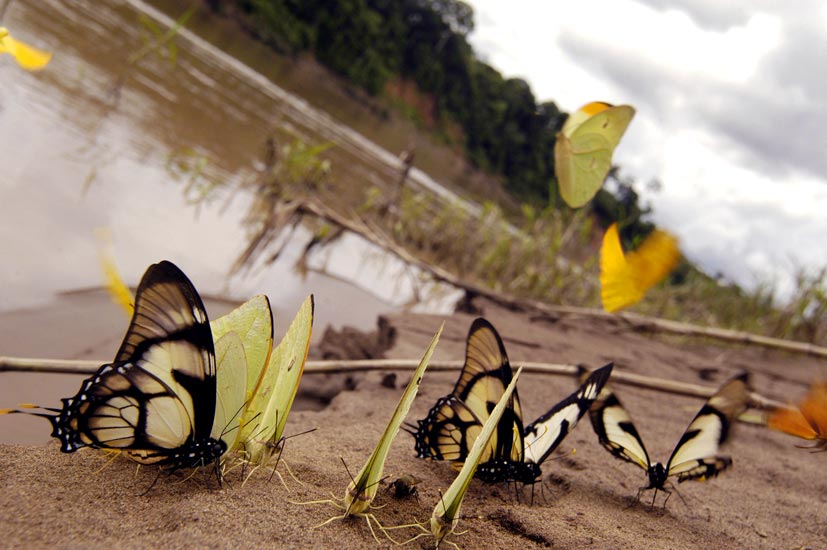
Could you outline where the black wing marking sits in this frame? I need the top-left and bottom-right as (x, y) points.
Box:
(523, 363), (613, 465)
(587, 382), (651, 472)
(665, 374), (749, 480)
(44, 261), (221, 467)
(410, 318), (524, 464)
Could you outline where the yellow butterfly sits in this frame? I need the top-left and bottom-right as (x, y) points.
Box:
(600, 222), (680, 312)
(395, 367), (523, 549)
(305, 323), (443, 543)
(554, 102), (635, 208)
(0, 27), (51, 71)
(237, 295), (314, 466)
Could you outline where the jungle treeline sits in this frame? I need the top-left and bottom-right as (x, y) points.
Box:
(206, 2), (620, 203)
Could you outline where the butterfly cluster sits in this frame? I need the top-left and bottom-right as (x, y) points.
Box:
(3, 261), (819, 549)
(3, 261), (314, 478)
(407, 319), (752, 507)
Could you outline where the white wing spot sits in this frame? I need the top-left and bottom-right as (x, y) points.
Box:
(192, 306), (206, 323)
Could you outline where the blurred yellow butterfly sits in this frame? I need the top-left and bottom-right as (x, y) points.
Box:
(554, 102), (635, 208)
(600, 223), (679, 313)
(0, 27), (51, 71)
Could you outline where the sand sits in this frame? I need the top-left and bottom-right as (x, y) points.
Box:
(1, 295), (825, 549)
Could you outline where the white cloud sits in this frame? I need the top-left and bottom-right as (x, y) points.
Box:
(466, 0), (827, 298)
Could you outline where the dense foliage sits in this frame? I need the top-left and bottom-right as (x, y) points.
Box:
(212, 0), (567, 204)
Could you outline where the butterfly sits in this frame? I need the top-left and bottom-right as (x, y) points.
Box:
(408, 317), (613, 485)
(236, 294), (314, 466)
(93, 247), (314, 469)
(767, 380), (827, 450)
(588, 373), (750, 504)
(554, 101), (635, 208)
(0, 26), (51, 71)
(400, 366), (524, 549)
(302, 324), (443, 544)
(2, 261), (244, 472)
(600, 222), (680, 312)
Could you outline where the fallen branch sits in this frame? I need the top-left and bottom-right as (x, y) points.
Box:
(289, 198), (827, 359)
(0, 355), (783, 411)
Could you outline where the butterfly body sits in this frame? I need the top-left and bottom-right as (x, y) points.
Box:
(475, 458), (540, 485)
(409, 318), (612, 485)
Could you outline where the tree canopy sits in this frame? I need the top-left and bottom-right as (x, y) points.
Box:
(221, 0), (644, 228)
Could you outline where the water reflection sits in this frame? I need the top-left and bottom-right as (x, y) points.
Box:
(0, 0), (461, 325)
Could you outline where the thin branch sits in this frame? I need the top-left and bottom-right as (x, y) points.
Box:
(290, 199), (827, 359)
(0, 355), (784, 410)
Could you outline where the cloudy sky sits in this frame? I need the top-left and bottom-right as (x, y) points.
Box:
(466, 0), (827, 299)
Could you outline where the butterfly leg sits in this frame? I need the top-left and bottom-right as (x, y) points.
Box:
(628, 487), (645, 508)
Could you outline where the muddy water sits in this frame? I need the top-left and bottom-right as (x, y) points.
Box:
(0, 0), (462, 317)
(0, 1), (462, 443)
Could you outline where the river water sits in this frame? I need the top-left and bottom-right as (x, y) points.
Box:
(0, 0), (467, 443)
(0, 0), (464, 329)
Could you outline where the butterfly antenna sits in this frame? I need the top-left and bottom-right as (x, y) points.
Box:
(140, 468), (164, 497)
(666, 481), (689, 509)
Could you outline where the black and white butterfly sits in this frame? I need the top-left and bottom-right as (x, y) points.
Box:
(407, 317), (613, 484)
(4, 261), (241, 472)
(588, 373), (750, 504)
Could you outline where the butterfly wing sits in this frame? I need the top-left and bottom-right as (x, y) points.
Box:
(555, 102), (635, 208)
(600, 223), (680, 313)
(431, 367), (523, 545)
(210, 294), (274, 402)
(210, 331), (248, 453)
(344, 324), (443, 515)
(238, 295), (314, 465)
(588, 383), (651, 472)
(50, 261), (218, 465)
(524, 363), (613, 465)
(768, 381), (827, 446)
(666, 374), (750, 481)
(414, 396), (487, 461)
(0, 27), (51, 70)
(412, 318), (524, 464)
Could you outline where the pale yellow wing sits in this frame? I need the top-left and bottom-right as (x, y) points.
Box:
(211, 331), (248, 454)
(344, 323), (443, 516)
(210, 295), (274, 401)
(555, 103), (635, 208)
(238, 295), (314, 464)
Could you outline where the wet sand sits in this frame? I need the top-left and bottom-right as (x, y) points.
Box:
(1, 296), (825, 548)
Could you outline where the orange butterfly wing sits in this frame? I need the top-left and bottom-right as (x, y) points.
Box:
(768, 382), (827, 445)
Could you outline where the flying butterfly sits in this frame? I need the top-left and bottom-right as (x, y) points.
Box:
(0, 26), (52, 71)
(1, 261), (244, 473)
(600, 222), (680, 313)
(407, 317), (613, 485)
(554, 101), (635, 208)
(767, 380), (827, 450)
(588, 373), (750, 505)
